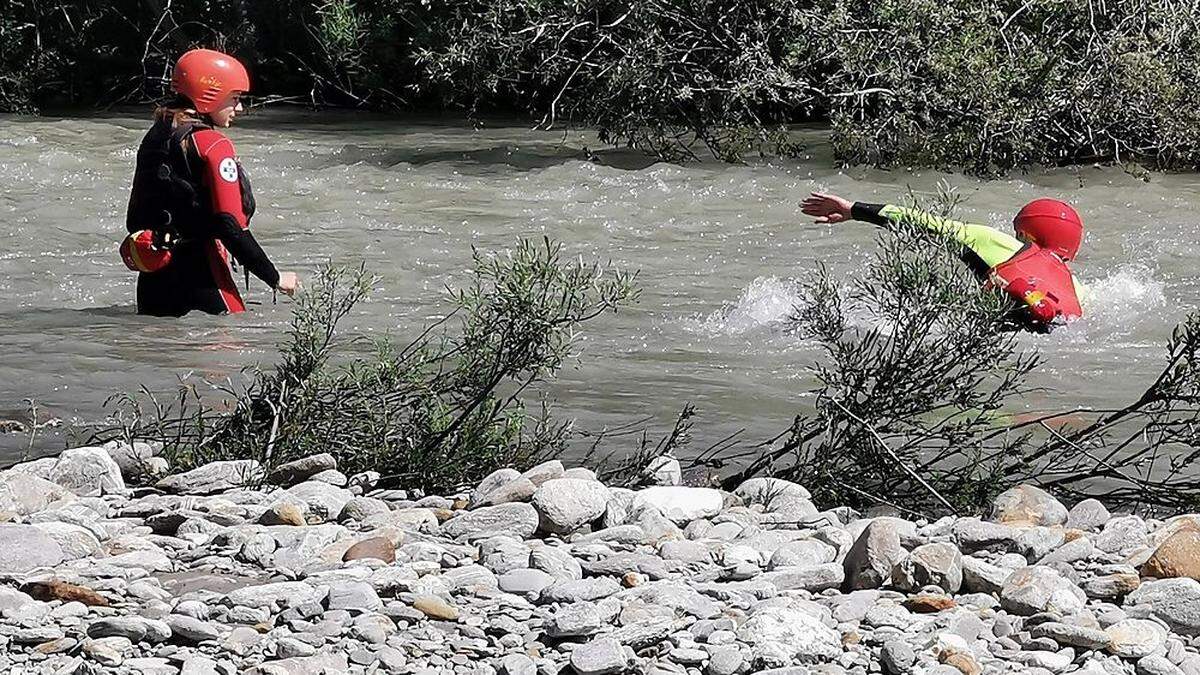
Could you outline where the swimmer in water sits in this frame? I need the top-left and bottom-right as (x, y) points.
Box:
(121, 48), (300, 316)
(801, 192), (1084, 333)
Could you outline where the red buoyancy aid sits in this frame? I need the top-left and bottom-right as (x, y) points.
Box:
(987, 243), (1082, 326)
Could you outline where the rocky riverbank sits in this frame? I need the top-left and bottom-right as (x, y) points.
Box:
(1, 444), (1200, 675)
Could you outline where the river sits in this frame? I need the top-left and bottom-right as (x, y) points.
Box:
(0, 110), (1187, 465)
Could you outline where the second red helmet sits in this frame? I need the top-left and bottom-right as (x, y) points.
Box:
(1013, 198), (1083, 261)
(171, 48), (250, 114)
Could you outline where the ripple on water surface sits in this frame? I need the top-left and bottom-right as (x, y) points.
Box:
(1, 112), (1197, 461)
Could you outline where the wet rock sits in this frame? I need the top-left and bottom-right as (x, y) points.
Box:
(634, 486), (723, 524)
(892, 542), (963, 593)
(844, 518), (913, 590)
(532, 478), (610, 535)
(0, 524), (64, 573)
(989, 484), (1068, 527)
(266, 453), (336, 486)
(441, 503), (539, 540)
(156, 460), (262, 495)
(1000, 566), (1087, 616)
(1107, 619), (1169, 658)
(1068, 499), (1112, 532)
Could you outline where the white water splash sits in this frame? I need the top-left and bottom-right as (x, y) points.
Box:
(1076, 265), (1166, 331)
(689, 276), (803, 335)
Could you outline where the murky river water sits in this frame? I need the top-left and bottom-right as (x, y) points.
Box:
(0, 110), (1191, 464)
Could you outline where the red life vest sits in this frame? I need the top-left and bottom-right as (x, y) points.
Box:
(987, 243), (1082, 326)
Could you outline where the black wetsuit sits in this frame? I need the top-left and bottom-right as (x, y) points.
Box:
(126, 118), (279, 317)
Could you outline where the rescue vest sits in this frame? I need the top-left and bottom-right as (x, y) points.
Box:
(987, 243), (1082, 326)
(121, 120), (255, 273)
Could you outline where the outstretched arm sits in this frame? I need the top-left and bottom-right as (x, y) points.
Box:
(801, 192), (1023, 269)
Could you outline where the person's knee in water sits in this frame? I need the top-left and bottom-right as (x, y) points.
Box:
(120, 48), (301, 317)
(800, 192), (1083, 333)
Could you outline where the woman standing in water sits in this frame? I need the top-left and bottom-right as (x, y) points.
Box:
(121, 48), (299, 316)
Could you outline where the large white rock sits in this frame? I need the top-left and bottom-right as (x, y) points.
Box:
(999, 565), (1087, 616)
(441, 503), (538, 540)
(1105, 619), (1168, 658)
(733, 478), (811, 506)
(0, 524), (65, 573)
(633, 487), (723, 525)
(33, 521), (102, 559)
(44, 446), (127, 497)
(225, 582), (326, 609)
(843, 518), (915, 590)
(268, 481), (354, 523)
(737, 605), (841, 666)
(1125, 578), (1200, 635)
(157, 460), (263, 495)
(988, 484), (1068, 526)
(0, 470), (76, 515)
(532, 479), (610, 535)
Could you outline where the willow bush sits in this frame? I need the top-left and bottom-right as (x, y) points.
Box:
(6, 1), (1200, 170)
(98, 239), (637, 492)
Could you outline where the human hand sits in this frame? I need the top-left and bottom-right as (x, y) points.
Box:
(277, 271), (301, 296)
(801, 192), (854, 224)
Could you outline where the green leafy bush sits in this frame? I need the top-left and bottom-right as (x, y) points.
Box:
(101, 239), (637, 492)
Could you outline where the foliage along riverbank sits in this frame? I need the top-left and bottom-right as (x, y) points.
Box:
(5, 0), (1200, 173)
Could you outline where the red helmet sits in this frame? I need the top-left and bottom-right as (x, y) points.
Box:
(1013, 198), (1083, 260)
(171, 49), (250, 114)
(120, 230), (172, 273)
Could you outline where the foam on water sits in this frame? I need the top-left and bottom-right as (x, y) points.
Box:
(688, 276), (804, 336)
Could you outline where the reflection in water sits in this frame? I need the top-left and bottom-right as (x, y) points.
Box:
(1, 111), (1197, 462)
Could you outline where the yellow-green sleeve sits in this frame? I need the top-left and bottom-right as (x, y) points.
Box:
(879, 205), (1024, 269)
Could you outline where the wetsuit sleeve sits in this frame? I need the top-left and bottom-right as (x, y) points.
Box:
(192, 130), (281, 289)
(853, 202), (1024, 269)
